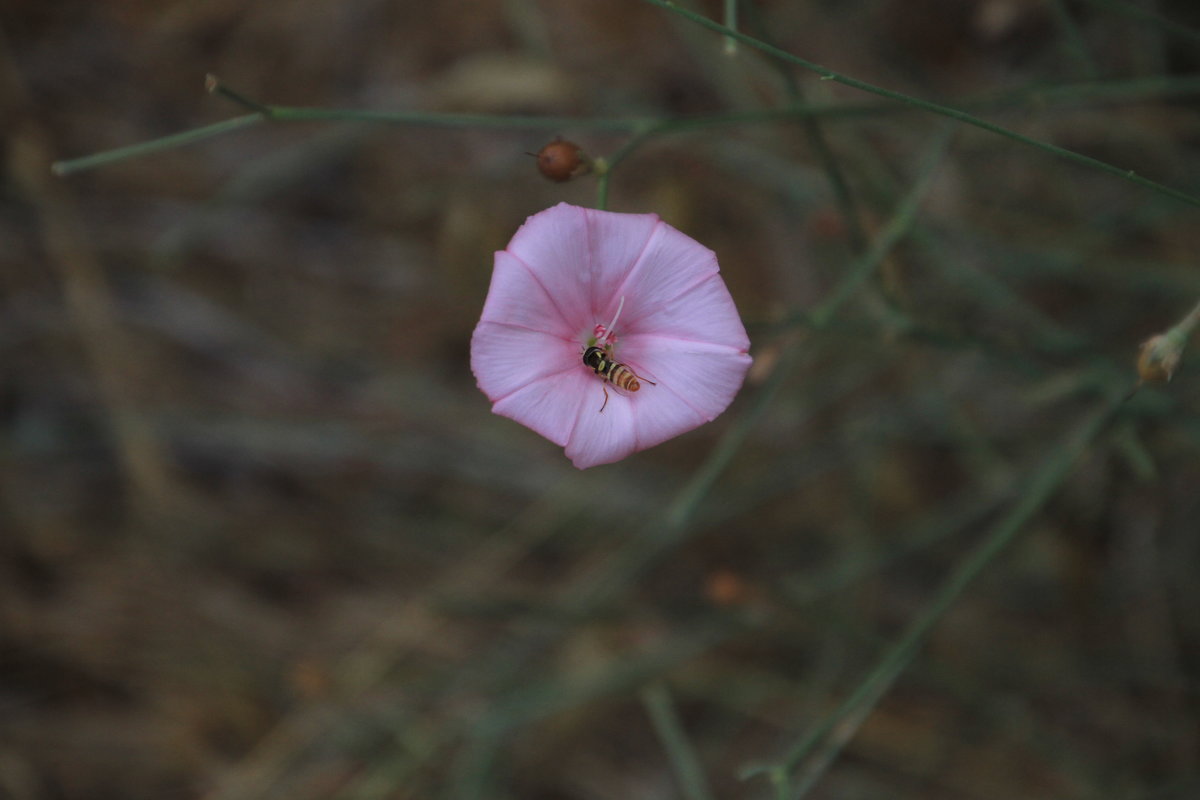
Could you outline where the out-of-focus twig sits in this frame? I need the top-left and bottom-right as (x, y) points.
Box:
(742, 386), (1129, 798)
(638, 0), (1200, 210)
(1, 34), (180, 519)
(642, 681), (717, 800)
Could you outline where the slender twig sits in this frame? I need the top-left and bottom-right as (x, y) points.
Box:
(205, 73), (273, 114)
(1048, 0), (1100, 79)
(596, 122), (659, 209)
(642, 682), (717, 800)
(741, 0), (867, 255)
(52, 115), (264, 176)
(638, 0), (1200, 209)
(808, 125), (954, 328)
(722, 0), (739, 55)
(51, 72), (1200, 178)
(740, 387), (1128, 798)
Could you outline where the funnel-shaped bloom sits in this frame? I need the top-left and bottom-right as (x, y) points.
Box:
(471, 203), (751, 469)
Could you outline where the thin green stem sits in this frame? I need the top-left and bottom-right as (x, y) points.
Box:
(638, 0), (1200, 209)
(1175, 297), (1200, 338)
(808, 125), (953, 328)
(51, 72), (1200, 177)
(641, 682), (717, 800)
(205, 73), (272, 114)
(596, 122), (661, 209)
(742, 387), (1127, 797)
(51, 115), (264, 176)
(1048, 0), (1100, 79)
(723, 0), (739, 55)
(666, 344), (796, 530)
(52, 106), (640, 177)
(742, 0), (867, 255)
(262, 106), (641, 130)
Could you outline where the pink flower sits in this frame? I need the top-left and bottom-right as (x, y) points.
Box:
(470, 203), (752, 469)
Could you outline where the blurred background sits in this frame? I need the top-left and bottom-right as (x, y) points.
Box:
(3, 1), (1200, 798)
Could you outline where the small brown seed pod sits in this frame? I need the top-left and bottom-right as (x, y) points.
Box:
(532, 138), (591, 182)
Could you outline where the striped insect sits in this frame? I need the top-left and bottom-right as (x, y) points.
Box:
(583, 296), (656, 412)
(582, 345), (655, 412)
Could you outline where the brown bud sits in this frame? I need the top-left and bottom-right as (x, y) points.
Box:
(533, 138), (590, 182)
(1137, 333), (1183, 384)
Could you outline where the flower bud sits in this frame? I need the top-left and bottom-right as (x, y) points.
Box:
(1137, 332), (1184, 383)
(533, 138), (590, 182)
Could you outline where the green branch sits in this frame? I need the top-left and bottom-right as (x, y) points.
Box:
(638, 0), (1200, 209)
(52, 70), (1200, 182)
(51, 115), (264, 176)
(742, 387), (1128, 798)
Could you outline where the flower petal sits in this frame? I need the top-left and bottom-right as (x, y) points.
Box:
(470, 320), (577, 403)
(479, 251), (576, 338)
(620, 334), (752, 422)
(491, 369), (590, 448)
(504, 203), (595, 327)
(615, 222), (721, 330)
(580, 207), (660, 323)
(628, 387), (708, 453)
(625, 271), (751, 352)
(564, 385), (639, 468)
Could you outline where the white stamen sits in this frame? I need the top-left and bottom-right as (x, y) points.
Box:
(603, 296), (626, 341)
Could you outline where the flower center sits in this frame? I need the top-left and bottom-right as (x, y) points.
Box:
(587, 296), (626, 349)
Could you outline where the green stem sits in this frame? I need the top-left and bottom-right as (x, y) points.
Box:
(744, 388), (1126, 797)
(52, 115), (264, 176)
(1048, 0), (1100, 79)
(641, 682), (717, 800)
(808, 125), (953, 328)
(51, 72), (1200, 177)
(741, 0), (867, 255)
(205, 73), (272, 114)
(1175, 297), (1200, 338)
(262, 106), (640, 130)
(666, 344), (796, 530)
(638, 0), (1200, 209)
(723, 0), (739, 55)
(596, 122), (662, 209)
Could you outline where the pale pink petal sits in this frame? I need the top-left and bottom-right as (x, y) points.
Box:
(626, 387), (709, 453)
(624, 272), (751, 352)
(491, 369), (590, 447)
(470, 320), (577, 403)
(504, 203), (595, 326)
(581, 208), (660, 322)
(564, 387), (639, 468)
(620, 335), (752, 422)
(479, 251), (577, 338)
(614, 223), (720, 328)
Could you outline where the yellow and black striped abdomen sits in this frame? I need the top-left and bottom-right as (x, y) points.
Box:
(607, 362), (641, 392)
(583, 346), (641, 392)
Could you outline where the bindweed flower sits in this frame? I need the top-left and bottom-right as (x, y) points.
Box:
(471, 202), (752, 469)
